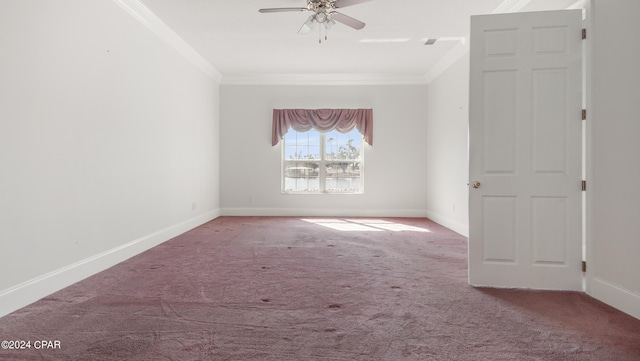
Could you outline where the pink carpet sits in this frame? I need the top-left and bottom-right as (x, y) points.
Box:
(1, 216), (639, 360)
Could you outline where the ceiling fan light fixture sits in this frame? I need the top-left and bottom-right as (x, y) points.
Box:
(298, 14), (316, 34)
(259, 0), (369, 39)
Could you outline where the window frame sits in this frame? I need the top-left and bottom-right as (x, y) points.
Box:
(281, 129), (364, 194)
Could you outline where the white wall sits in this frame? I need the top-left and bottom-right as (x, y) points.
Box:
(220, 85), (428, 217)
(587, 0), (640, 319)
(0, 0), (220, 317)
(425, 53), (470, 236)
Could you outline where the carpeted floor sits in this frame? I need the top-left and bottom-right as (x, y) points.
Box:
(1, 216), (639, 360)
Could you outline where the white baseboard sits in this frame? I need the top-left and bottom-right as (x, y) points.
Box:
(221, 207), (427, 218)
(589, 277), (640, 320)
(425, 209), (469, 237)
(0, 209), (220, 319)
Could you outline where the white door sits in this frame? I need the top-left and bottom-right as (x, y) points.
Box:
(468, 10), (583, 290)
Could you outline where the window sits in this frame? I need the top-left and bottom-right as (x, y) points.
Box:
(283, 128), (363, 193)
(272, 108), (372, 193)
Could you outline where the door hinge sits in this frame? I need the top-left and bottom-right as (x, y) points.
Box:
(582, 28), (587, 40)
(582, 261), (587, 272)
(582, 109), (587, 120)
(582, 180), (587, 191)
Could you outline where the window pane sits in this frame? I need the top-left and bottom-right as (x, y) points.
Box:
(284, 161), (320, 192)
(325, 129), (362, 161)
(284, 129), (320, 160)
(326, 161), (361, 192)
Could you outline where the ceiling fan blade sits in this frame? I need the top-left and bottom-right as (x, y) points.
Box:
(258, 7), (308, 13)
(330, 12), (366, 30)
(332, 0), (373, 9)
(298, 15), (316, 35)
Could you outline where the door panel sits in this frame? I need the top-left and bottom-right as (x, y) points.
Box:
(469, 10), (583, 290)
(532, 69), (569, 174)
(531, 196), (568, 264)
(482, 196), (517, 263)
(482, 71), (518, 174)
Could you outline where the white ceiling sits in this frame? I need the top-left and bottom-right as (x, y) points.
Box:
(138, 0), (581, 83)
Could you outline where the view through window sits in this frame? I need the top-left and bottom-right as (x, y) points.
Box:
(283, 128), (363, 193)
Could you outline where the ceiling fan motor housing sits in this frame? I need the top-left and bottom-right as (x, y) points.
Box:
(309, 0), (333, 13)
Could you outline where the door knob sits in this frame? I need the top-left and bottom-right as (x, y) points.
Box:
(472, 181), (481, 189)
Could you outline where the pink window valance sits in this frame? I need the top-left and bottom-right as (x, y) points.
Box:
(272, 108), (373, 146)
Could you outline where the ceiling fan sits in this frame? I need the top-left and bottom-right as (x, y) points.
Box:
(259, 0), (371, 40)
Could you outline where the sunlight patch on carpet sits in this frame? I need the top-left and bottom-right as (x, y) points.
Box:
(301, 218), (431, 233)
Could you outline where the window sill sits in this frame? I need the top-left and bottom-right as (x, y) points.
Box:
(282, 191), (364, 195)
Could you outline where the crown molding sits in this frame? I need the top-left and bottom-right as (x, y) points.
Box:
(112, 0), (586, 87)
(424, 0), (529, 84)
(221, 74), (428, 86)
(424, 0), (587, 84)
(492, 0), (532, 14)
(424, 38), (470, 84)
(112, 0), (223, 83)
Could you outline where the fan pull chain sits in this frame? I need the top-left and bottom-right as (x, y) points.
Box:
(318, 25), (328, 44)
